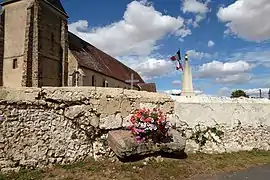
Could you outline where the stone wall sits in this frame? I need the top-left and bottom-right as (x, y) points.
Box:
(2, 0), (30, 87)
(1, 87), (270, 172)
(38, 0), (68, 87)
(0, 87), (173, 171)
(172, 96), (270, 153)
(0, 10), (4, 86)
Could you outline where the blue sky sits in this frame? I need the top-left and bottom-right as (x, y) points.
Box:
(64, 0), (270, 97)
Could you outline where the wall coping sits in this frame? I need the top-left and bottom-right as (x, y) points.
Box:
(171, 95), (270, 104)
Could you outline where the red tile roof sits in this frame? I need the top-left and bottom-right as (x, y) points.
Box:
(68, 32), (145, 86)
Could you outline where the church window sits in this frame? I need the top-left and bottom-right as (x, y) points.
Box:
(92, 75), (95, 86)
(12, 59), (18, 69)
(51, 33), (54, 51)
(103, 80), (108, 87)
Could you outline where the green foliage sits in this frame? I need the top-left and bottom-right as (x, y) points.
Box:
(231, 90), (249, 98)
(0, 169), (45, 180)
(61, 161), (86, 170)
(190, 124), (224, 147)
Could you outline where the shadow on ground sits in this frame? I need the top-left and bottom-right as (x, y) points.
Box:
(118, 150), (188, 162)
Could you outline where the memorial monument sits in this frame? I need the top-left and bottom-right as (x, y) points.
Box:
(181, 54), (195, 97)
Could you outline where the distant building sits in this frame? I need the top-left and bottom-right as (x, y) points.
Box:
(0, 0), (155, 92)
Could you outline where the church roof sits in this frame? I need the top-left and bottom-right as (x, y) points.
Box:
(45, 0), (67, 15)
(68, 32), (145, 85)
(137, 83), (157, 92)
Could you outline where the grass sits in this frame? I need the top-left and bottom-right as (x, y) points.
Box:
(1, 150), (270, 180)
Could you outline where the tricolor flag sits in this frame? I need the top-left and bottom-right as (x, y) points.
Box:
(170, 50), (181, 61)
(176, 63), (183, 71)
(170, 50), (184, 71)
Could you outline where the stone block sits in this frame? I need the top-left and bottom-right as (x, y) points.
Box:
(107, 129), (185, 159)
(65, 105), (88, 119)
(99, 113), (122, 129)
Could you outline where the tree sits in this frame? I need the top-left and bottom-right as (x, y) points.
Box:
(231, 90), (249, 98)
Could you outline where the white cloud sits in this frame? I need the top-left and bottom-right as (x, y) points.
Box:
(164, 89), (182, 95)
(207, 40), (215, 47)
(217, 0), (270, 41)
(69, 1), (190, 57)
(245, 88), (270, 97)
(182, 0), (209, 14)
(172, 80), (181, 86)
(215, 73), (252, 84)
(218, 87), (270, 98)
(133, 58), (174, 80)
(189, 14), (206, 27)
(198, 60), (252, 77)
(117, 55), (176, 81)
(163, 89), (203, 95)
(197, 60), (253, 84)
(186, 49), (212, 60)
(217, 87), (231, 97)
(182, 0), (211, 27)
(226, 49), (270, 67)
(194, 15), (205, 27)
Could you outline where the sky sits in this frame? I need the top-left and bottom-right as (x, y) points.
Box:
(65, 0), (270, 97)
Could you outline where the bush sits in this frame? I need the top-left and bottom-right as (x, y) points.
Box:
(231, 90), (249, 98)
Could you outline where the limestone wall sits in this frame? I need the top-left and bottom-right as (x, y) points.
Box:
(172, 96), (270, 153)
(2, 0), (30, 87)
(0, 87), (173, 171)
(1, 87), (270, 172)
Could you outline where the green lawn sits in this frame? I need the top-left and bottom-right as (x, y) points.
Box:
(1, 150), (270, 180)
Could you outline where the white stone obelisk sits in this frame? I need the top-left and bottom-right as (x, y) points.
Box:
(181, 54), (195, 97)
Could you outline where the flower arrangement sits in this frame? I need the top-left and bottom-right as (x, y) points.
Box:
(128, 108), (172, 144)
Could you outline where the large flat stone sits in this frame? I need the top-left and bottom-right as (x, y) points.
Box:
(107, 129), (186, 159)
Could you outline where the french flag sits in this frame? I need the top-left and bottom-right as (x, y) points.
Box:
(176, 63), (183, 71)
(170, 50), (181, 61)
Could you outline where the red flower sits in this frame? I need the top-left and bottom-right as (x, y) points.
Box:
(144, 117), (152, 123)
(130, 115), (136, 123)
(136, 112), (142, 119)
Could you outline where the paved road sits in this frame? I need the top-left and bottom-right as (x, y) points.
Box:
(192, 164), (270, 180)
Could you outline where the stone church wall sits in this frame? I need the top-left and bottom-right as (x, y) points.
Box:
(2, 1), (29, 87)
(67, 51), (139, 89)
(0, 10), (5, 86)
(38, 1), (67, 87)
(80, 66), (140, 90)
(1, 87), (270, 171)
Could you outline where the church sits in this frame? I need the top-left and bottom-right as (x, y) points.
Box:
(0, 0), (156, 92)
